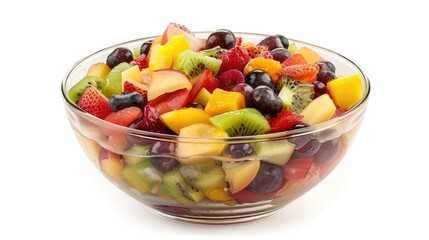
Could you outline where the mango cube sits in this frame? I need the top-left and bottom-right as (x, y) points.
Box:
(160, 108), (212, 134)
(327, 74), (363, 110)
(204, 88), (245, 116)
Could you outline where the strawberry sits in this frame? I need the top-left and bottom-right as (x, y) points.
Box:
(77, 86), (112, 119)
(148, 88), (190, 115)
(217, 46), (250, 75)
(130, 54), (149, 70)
(235, 37), (242, 46)
(268, 109), (303, 133)
(283, 63), (320, 83)
(258, 51), (273, 59)
(217, 69), (245, 91)
(244, 45), (269, 59)
(282, 53), (307, 67)
(104, 106), (143, 127)
(131, 105), (167, 134)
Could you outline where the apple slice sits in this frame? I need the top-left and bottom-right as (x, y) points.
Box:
(161, 23), (204, 52)
(222, 160), (260, 194)
(147, 70), (192, 101)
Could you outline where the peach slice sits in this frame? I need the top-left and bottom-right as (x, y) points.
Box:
(99, 148), (124, 181)
(147, 70), (192, 101)
(222, 160), (260, 194)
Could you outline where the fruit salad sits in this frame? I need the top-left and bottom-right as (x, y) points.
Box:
(67, 23), (365, 207)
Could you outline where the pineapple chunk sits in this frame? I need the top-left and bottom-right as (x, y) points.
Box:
(121, 65), (143, 83)
(301, 94), (336, 125)
(327, 74), (363, 110)
(87, 63), (111, 78)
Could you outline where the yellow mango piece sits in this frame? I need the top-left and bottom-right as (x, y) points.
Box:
(160, 107), (212, 134)
(243, 57), (283, 82)
(121, 65), (143, 83)
(87, 63), (111, 78)
(327, 74), (363, 110)
(301, 94), (336, 125)
(296, 46), (323, 64)
(204, 88), (245, 116)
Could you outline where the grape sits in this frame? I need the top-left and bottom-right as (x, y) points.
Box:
(245, 70), (274, 89)
(205, 30), (236, 50)
(108, 92), (144, 112)
(316, 61), (336, 83)
(106, 47), (133, 69)
(251, 86), (283, 117)
(313, 81), (327, 98)
(246, 162), (284, 193)
(224, 143), (254, 158)
(271, 48), (291, 63)
(292, 139), (322, 158)
(275, 34), (290, 49)
(149, 142), (179, 173)
(314, 138), (342, 164)
(231, 83), (254, 107)
(258, 35), (284, 51)
(317, 60), (336, 73)
(140, 40), (153, 56)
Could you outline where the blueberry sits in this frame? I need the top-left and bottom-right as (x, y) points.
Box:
(108, 92), (144, 112)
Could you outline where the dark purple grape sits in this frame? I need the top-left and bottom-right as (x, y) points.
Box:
(316, 62), (336, 83)
(149, 142), (179, 173)
(317, 60), (336, 73)
(275, 34), (289, 49)
(258, 35), (284, 51)
(205, 30), (236, 50)
(106, 47), (133, 69)
(224, 143), (254, 158)
(186, 101), (204, 109)
(314, 138), (342, 164)
(140, 40), (153, 56)
(292, 139), (322, 158)
(108, 92), (144, 112)
(231, 83), (254, 107)
(313, 81), (327, 98)
(271, 48), (291, 63)
(251, 86), (283, 117)
(245, 70), (274, 89)
(246, 162), (284, 193)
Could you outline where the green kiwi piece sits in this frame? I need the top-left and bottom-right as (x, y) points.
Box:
(123, 144), (151, 165)
(159, 169), (205, 205)
(180, 161), (226, 190)
(172, 50), (221, 79)
(123, 159), (162, 194)
(277, 76), (315, 114)
(101, 62), (131, 98)
(255, 140), (295, 166)
(210, 108), (271, 136)
(68, 76), (103, 103)
(199, 46), (226, 58)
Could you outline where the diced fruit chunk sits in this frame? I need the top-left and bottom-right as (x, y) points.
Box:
(300, 94), (336, 125)
(99, 148), (123, 181)
(148, 88), (191, 115)
(243, 57), (283, 82)
(222, 160), (260, 194)
(296, 46), (323, 64)
(204, 88), (245, 116)
(121, 65), (143, 83)
(147, 69), (191, 101)
(160, 107), (212, 134)
(123, 159), (161, 194)
(327, 74), (363, 110)
(255, 140), (295, 166)
(87, 63), (111, 78)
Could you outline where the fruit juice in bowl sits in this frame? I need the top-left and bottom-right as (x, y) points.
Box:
(62, 23), (369, 224)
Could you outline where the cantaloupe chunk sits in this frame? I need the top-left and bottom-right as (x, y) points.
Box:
(160, 108), (212, 134)
(296, 46), (323, 64)
(327, 74), (363, 110)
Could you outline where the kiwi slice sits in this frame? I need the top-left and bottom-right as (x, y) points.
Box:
(199, 46), (226, 58)
(172, 50), (221, 79)
(68, 76), (103, 103)
(122, 159), (162, 194)
(159, 169), (205, 205)
(123, 144), (150, 165)
(180, 161), (222, 189)
(101, 62), (131, 98)
(277, 77), (314, 114)
(210, 108), (271, 136)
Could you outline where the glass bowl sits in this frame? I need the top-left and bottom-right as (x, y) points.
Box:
(61, 32), (370, 224)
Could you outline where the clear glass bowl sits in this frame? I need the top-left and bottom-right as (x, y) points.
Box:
(61, 32), (370, 224)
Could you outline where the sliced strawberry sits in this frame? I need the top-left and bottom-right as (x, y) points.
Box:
(130, 54), (148, 70)
(258, 51), (273, 59)
(283, 156), (314, 181)
(244, 45), (269, 59)
(131, 105), (167, 134)
(217, 69), (245, 91)
(268, 110), (303, 133)
(282, 53), (307, 67)
(283, 63), (320, 83)
(148, 88), (190, 115)
(190, 69), (219, 101)
(104, 106), (143, 127)
(235, 36), (242, 46)
(161, 23), (204, 51)
(77, 86), (112, 119)
(217, 46), (250, 75)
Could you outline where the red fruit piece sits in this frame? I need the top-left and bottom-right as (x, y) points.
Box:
(130, 54), (149, 70)
(235, 37), (242, 46)
(258, 51), (273, 59)
(283, 156), (314, 181)
(231, 186), (283, 204)
(217, 46), (250, 75)
(283, 63), (320, 83)
(190, 69), (219, 101)
(282, 53), (307, 67)
(217, 69), (245, 91)
(148, 88), (191, 115)
(123, 80), (148, 104)
(77, 86), (112, 119)
(104, 106), (143, 127)
(132, 105), (167, 133)
(268, 110), (303, 133)
(244, 45), (269, 59)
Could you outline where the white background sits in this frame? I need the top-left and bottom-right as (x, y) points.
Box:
(1, 0), (428, 239)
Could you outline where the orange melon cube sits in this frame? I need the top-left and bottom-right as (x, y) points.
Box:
(296, 46), (323, 64)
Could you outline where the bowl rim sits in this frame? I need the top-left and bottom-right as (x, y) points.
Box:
(61, 31), (370, 142)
